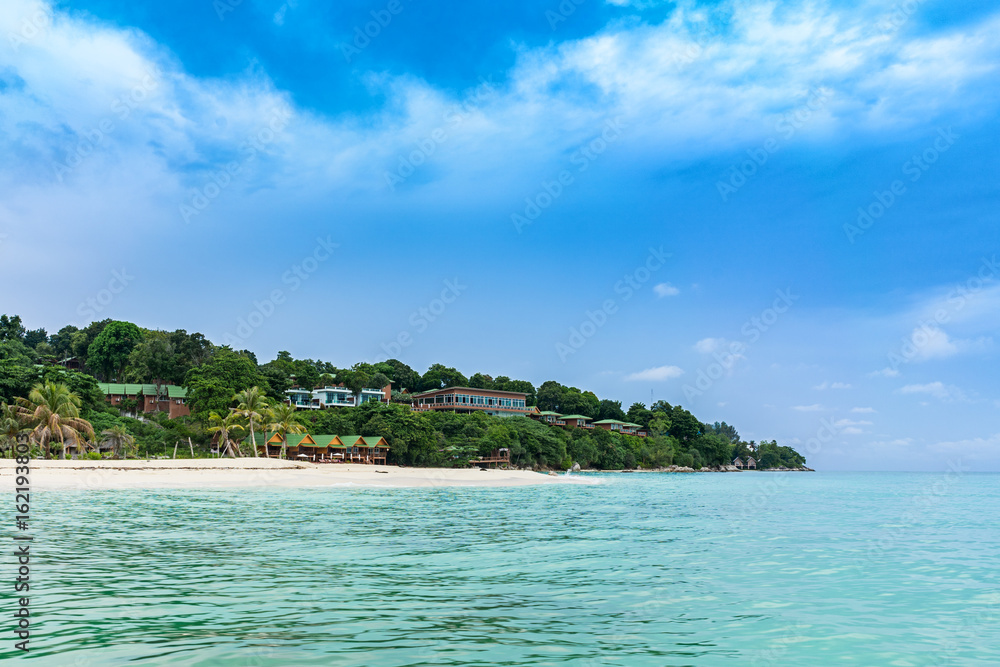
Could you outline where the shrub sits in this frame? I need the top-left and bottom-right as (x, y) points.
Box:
(674, 451), (694, 468)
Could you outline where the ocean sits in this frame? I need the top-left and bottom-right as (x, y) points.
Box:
(10, 471), (1000, 666)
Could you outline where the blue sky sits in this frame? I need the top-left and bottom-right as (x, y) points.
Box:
(1, 0), (998, 470)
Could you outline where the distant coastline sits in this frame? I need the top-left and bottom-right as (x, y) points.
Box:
(578, 465), (815, 473)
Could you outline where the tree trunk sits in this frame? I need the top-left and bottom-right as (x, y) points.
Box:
(250, 419), (258, 457)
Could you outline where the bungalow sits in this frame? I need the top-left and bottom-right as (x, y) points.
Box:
(470, 447), (510, 469)
(592, 419), (648, 437)
(97, 383), (190, 419)
(745, 456), (757, 470)
(252, 432), (390, 464)
(559, 414), (594, 429)
(531, 410), (564, 424)
(733, 456), (744, 469)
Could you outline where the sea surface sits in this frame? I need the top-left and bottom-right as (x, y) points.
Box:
(8, 472), (1000, 666)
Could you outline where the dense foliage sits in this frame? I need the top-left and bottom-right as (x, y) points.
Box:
(0, 313), (806, 469)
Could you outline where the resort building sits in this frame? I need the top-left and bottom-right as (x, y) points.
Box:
(534, 411), (565, 425)
(97, 383), (190, 419)
(732, 457), (757, 470)
(252, 432), (390, 463)
(470, 448), (511, 469)
(285, 384), (391, 410)
(529, 411), (645, 436)
(593, 419), (648, 437)
(560, 414), (594, 429)
(410, 387), (530, 417)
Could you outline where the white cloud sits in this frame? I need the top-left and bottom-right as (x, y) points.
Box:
(814, 381), (852, 390)
(870, 438), (914, 447)
(833, 418), (872, 435)
(792, 404), (823, 412)
(834, 419), (873, 427)
(851, 407), (876, 414)
(906, 326), (959, 361)
(928, 433), (1000, 460)
(624, 365), (684, 381)
(869, 368), (901, 378)
(653, 282), (679, 297)
(899, 382), (967, 402)
(3, 0), (1000, 224)
(694, 337), (726, 353)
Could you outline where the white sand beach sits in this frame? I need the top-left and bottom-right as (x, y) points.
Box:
(0, 458), (594, 490)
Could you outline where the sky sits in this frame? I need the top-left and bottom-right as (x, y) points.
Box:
(0, 0), (998, 471)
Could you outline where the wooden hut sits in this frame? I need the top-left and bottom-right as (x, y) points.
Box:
(247, 432), (389, 464)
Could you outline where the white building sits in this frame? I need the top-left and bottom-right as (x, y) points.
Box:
(285, 384), (391, 410)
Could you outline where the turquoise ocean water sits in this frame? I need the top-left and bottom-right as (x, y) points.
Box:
(8, 472), (1000, 666)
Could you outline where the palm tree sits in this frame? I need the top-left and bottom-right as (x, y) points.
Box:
(101, 425), (135, 459)
(16, 382), (95, 459)
(233, 386), (269, 458)
(266, 403), (305, 459)
(0, 403), (26, 458)
(206, 411), (246, 458)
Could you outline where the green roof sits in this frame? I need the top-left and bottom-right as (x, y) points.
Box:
(559, 414), (591, 421)
(623, 422), (643, 428)
(98, 382), (187, 398)
(537, 411), (562, 416)
(592, 419), (624, 425)
(243, 433), (387, 450)
(98, 383), (142, 395)
(284, 434), (314, 448)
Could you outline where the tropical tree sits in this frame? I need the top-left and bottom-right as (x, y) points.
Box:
(125, 333), (176, 396)
(101, 425), (135, 459)
(15, 382), (95, 459)
(184, 347), (265, 422)
(86, 320), (143, 380)
(233, 386), (269, 457)
(0, 403), (26, 458)
(206, 411), (246, 458)
(266, 403), (305, 459)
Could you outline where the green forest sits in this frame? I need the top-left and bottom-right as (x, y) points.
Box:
(0, 314), (807, 470)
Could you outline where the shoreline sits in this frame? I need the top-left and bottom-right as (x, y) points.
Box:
(0, 459), (813, 490)
(0, 459), (594, 490)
